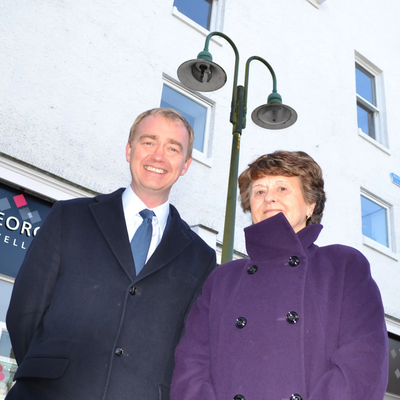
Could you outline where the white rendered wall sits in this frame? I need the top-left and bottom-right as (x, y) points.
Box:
(1, 0), (399, 320)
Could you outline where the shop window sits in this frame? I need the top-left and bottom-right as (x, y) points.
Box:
(160, 80), (212, 161)
(355, 53), (388, 148)
(0, 181), (53, 279)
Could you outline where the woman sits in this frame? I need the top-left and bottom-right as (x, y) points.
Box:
(171, 151), (388, 400)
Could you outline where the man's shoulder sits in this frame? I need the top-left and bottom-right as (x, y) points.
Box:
(55, 188), (124, 210)
(168, 204), (215, 253)
(169, 205), (203, 238)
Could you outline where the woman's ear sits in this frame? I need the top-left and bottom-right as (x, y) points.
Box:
(308, 203), (316, 217)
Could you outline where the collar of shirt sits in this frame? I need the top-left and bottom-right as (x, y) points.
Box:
(122, 186), (170, 259)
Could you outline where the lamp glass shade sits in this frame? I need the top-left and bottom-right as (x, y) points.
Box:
(251, 103), (298, 130)
(177, 59), (227, 92)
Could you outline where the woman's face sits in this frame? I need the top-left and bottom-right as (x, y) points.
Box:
(250, 175), (315, 233)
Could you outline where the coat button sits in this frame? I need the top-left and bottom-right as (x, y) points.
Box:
(236, 317), (247, 329)
(233, 395), (245, 400)
(129, 285), (137, 295)
(288, 256), (300, 267)
(290, 394), (303, 400)
(114, 347), (124, 356)
(286, 311), (299, 324)
(247, 265), (258, 274)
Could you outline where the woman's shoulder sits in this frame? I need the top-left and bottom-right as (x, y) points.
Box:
(319, 243), (367, 258)
(316, 243), (370, 272)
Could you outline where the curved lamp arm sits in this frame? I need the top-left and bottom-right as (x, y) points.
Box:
(203, 32), (240, 125)
(243, 56), (279, 129)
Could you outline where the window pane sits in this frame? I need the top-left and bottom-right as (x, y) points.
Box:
(387, 334), (400, 396)
(361, 195), (388, 247)
(161, 85), (207, 153)
(0, 281), (13, 322)
(0, 353), (17, 397)
(0, 182), (53, 278)
(173, 0), (212, 30)
(355, 64), (376, 105)
(357, 103), (375, 139)
(0, 331), (12, 359)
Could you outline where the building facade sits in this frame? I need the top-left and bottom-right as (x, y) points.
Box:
(0, 0), (399, 398)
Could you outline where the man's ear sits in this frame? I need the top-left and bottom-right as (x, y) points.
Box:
(180, 157), (193, 177)
(125, 142), (132, 163)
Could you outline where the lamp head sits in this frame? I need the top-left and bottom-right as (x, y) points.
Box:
(251, 91), (297, 129)
(177, 50), (227, 92)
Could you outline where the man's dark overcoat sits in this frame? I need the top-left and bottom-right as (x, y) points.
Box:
(6, 188), (216, 400)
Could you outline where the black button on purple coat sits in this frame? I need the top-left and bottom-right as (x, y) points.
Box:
(290, 394), (303, 400)
(286, 311), (299, 324)
(288, 256), (300, 266)
(247, 265), (258, 274)
(235, 317), (247, 329)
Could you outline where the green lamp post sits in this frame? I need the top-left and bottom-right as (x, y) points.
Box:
(177, 32), (297, 264)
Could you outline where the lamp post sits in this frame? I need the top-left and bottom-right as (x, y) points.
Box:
(177, 32), (297, 264)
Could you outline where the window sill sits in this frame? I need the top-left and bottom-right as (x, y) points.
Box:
(306, 0), (326, 9)
(358, 129), (391, 155)
(0, 153), (95, 200)
(0, 273), (14, 284)
(192, 148), (212, 168)
(171, 7), (223, 47)
(362, 235), (398, 261)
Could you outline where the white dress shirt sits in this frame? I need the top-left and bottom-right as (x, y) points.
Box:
(122, 186), (170, 264)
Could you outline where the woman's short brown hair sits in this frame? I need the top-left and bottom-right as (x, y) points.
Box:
(128, 107), (194, 160)
(238, 150), (326, 225)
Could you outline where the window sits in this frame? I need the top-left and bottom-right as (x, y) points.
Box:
(160, 79), (213, 161)
(173, 0), (213, 30)
(355, 53), (388, 148)
(356, 64), (376, 138)
(172, 0), (223, 33)
(361, 193), (390, 248)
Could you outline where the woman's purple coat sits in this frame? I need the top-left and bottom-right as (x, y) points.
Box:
(171, 213), (388, 400)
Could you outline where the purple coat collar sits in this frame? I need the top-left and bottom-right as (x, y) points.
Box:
(244, 212), (323, 261)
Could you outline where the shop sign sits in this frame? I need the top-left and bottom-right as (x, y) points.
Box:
(0, 182), (52, 278)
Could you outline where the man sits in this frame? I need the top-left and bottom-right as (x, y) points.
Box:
(6, 108), (216, 399)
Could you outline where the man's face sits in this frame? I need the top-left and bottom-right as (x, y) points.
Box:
(126, 114), (192, 207)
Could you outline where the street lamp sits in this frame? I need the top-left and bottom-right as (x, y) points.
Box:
(177, 31), (297, 264)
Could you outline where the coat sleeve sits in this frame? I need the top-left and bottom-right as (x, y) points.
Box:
(6, 201), (63, 364)
(308, 249), (388, 400)
(170, 270), (218, 400)
(181, 249), (216, 334)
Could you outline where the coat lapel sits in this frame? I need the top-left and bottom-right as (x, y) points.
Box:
(135, 205), (193, 282)
(89, 188), (135, 280)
